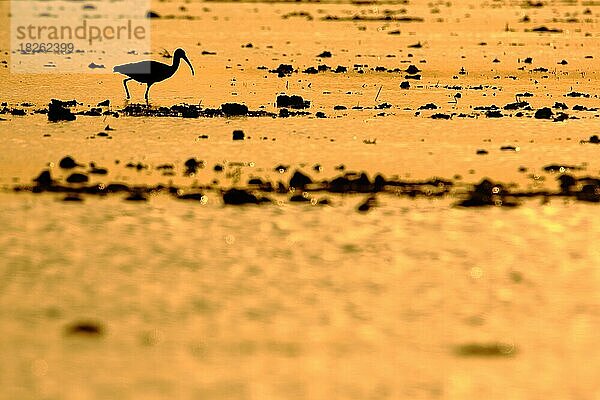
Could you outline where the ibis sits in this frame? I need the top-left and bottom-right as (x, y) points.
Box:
(113, 48), (195, 102)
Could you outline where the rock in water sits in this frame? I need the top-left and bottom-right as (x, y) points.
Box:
(184, 158), (203, 174)
(48, 99), (76, 122)
(289, 170), (312, 189)
(222, 188), (259, 205)
(221, 103), (249, 116)
(33, 170), (53, 186)
(576, 184), (600, 202)
(276, 95), (310, 109)
(66, 173), (89, 184)
(232, 130), (245, 140)
(558, 174), (577, 194)
(406, 64), (421, 74)
(59, 156), (78, 169)
(534, 107), (553, 119)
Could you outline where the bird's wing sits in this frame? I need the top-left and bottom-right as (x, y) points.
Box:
(113, 60), (152, 75)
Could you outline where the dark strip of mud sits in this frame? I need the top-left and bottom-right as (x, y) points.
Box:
(3, 95), (600, 122)
(9, 161), (600, 209)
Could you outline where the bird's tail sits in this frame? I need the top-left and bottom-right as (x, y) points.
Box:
(113, 65), (123, 73)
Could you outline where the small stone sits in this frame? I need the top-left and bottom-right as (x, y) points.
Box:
(534, 107), (553, 119)
(289, 170), (312, 189)
(232, 130), (245, 140)
(33, 170), (53, 186)
(66, 173), (88, 184)
(276, 94), (310, 109)
(222, 188), (259, 205)
(406, 65), (421, 74)
(59, 156), (79, 169)
(221, 103), (249, 116)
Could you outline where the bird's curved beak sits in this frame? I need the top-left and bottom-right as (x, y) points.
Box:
(183, 54), (195, 76)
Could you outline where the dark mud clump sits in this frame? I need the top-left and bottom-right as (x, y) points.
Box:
(454, 342), (516, 357)
(177, 192), (205, 201)
(66, 173), (89, 184)
(418, 103), (438, 110)
(504, 101), (530, 110)
(33, 170), (53, 187)
(527, 26), (562, 33)
(431, 113), (451, 120)
(270, 64), (295, 77)
(290, 193), (311, 203)
(232, 130), (245, 141)
(327, 172), (378, 193)
(121, 103), (275, 119)
(486, 110), (504, 118)
(457, 179), (518, 207)
(576, 182), (600, 202)
(543, 164), (582, 173)
(406, 65), (421, 75)
(59, 156), (80, 169)
(565, 91), (590, 98)
(357, 195), (377, 213)
(582, 135), (600, 144)
(221, 103), (249, 116)
(63, 194), (83, 202)
(146, 11), (161, 19)
(558, 174), (577, 194)
(64, 321), (105, 337)
(184, 158), (204, 175)
(125, 191), (148, 202)
(48, 99), (76, 122)
(289, 170), (313, 189)
(276, 95), (310, 109)
(222, 188), (260, 205)
(553, 102), (568, 110)
(534, 107), (553, 119)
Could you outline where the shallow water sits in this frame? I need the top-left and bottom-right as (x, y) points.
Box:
(1, 193), (599, 399)
(1, 0), (600, 398)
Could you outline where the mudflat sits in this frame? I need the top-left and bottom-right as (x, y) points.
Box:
(1, 0), (599, 399)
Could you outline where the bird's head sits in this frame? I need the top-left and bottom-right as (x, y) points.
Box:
(174, 48), (195, 76)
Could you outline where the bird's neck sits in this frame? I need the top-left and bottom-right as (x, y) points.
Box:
(171, 56), (182, 71)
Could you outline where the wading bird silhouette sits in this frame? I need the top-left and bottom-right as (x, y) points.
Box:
(113, 48), (195, 102)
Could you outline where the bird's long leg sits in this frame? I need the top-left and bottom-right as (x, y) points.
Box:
(123, 78), (132, 100)
(145, 84), (152, 104)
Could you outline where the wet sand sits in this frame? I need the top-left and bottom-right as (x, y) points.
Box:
(1, 0), (600, 398)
